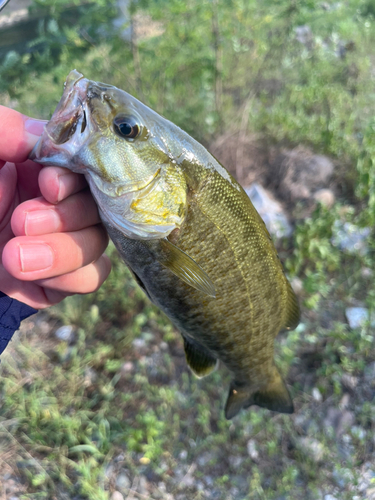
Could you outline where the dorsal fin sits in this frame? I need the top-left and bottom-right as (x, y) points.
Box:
(183, 337), (217, 378)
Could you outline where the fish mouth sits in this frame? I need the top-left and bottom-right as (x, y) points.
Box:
(29, 70), (92, 165)
(44, 70), (90, 146)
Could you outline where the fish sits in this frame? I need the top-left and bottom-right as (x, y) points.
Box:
(30, 70), (300, 419)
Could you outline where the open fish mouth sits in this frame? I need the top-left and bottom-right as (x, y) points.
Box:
(47, 106), (87, 145)
(29, 70), (92, 164)
(44, 70), (90, 146)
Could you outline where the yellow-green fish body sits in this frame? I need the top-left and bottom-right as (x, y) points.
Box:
(31, 70), (300, 418)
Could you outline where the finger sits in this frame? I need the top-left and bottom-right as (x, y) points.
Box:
(12, 190), (100, 237)
(15, 159), (42, 202)
(39, 166), (87, 204)
(2, 225), (109, 281)
(0, 106), (46, 163)
(0, 163), (17, 234)
(36, 254), (111, 294)
(0, 264), (69, 309)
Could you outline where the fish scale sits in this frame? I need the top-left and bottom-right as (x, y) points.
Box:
(30, 70), (300, 419)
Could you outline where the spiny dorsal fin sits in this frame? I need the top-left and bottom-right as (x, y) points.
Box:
(183, 337), (217, 378)
(225, 366), (294, 419)
(284, 280), (300, 330)
(157, 238), (216, 297)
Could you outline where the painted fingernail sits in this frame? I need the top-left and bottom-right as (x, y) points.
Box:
(19, 244), (54, 272)
(24, 118), (47, 137)
(25, 210), (59, 236)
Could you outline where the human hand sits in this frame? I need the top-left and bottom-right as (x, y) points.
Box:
(0, 106), (111, 309)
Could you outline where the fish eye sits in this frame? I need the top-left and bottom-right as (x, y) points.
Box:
(113, 115), (141, 140)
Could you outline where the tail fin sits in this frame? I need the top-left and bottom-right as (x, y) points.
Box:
(224, 367), (294, 419)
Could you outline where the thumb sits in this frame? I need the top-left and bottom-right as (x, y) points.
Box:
(0, 106), (47, 164)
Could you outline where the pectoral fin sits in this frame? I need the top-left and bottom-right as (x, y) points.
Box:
(157, 238), (216, 298)
(225, 367), (294, 419)
(183, 337), (217, 378)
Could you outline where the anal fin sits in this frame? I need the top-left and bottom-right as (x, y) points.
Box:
(183, 337), (217, 378)
(225, 366), (294, 419)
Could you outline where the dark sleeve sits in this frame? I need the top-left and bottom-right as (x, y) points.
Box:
(0, 292), (38, 356)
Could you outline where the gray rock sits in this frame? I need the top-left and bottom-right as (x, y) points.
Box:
(312, 387), (323, 402)
(332, 467), (354, 488)
(297, 437), (324, 463)
(341, 373), (358, 390)
(132, 338), (147, 349)
(121, 361), (134, 373)
(361, 267), (373, 278)
(245, 183), (293, 238)
(364, 362), (375, 382)
(270, 147), (334, 202)
(331, 221), (371, 256)
(247, 439), (259, 461)
(115, 471), (131, 491)
(345, 307), (375, 329)
(295, 25), (313, 48)
(291, 277), (303, 295)
(313, 188), (335, 207)
(324, 408), (355, 437)
(111, 493), (124, 500)
(197, 451), (214, 467)
(228, 456), (244, 468)
(55, 325), (75, 343)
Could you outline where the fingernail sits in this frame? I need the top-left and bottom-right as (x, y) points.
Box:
(19, 244), (54, 273)
(25, 210), (59, 236)
(24, 118), (47, 137)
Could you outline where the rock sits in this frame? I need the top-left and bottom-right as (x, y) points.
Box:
(121, 361), (134, 373)
(291, 277), (303, 295)
(55, 325), (75, 343)
(115, 471), (131, 491)
(228, 456), (244, 468)
(332, 467), (354, 488)
(331, 221), (371, 256)
(364, 362), (375, 382)
(295, 25), (314, 49)
(297, 437), (324, 463)
(269, 146), (334, 203)
(245, 183), (293, 238)
(179, 450), (188, 460)
(324, 408), (355, 437)
(197, 451), (214, 467)
(83, 368), (97, 388)
(345, 307), (375, 329)
(246, 439), (259, 461)
(132, 338), (147, 349)
(111, 493), (124, 500)
(324, 495), (338, 500)
(341, 373), (358, 390)
(313, 188), (335, 207)
(362, 267), (373, 278)
(138, 476), (149, 495)
(312, 387), (323, 402)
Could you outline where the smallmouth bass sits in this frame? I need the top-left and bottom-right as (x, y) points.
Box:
(30, 70), (300, 419)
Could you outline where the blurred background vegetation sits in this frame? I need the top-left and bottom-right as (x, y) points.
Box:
(1, 0), (375, 499)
